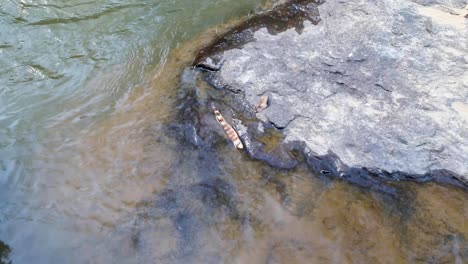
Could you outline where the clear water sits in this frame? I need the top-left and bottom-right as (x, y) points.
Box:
(0, 0), (467, 263)
(0, 0), (263, 262)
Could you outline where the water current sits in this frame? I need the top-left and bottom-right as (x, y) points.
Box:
(0, 0), (466, 263)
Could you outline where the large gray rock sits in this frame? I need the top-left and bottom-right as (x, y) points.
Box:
(206, 0), (468, 179)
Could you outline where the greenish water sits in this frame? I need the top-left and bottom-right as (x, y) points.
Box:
(0, 0), (264, 263)
(0, 0), (467, 263)
(0, 0), (261, 170)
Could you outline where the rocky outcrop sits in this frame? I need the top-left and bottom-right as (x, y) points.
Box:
(195, 0), (468, 188)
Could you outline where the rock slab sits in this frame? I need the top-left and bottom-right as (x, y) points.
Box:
(202, 0), (468, 181)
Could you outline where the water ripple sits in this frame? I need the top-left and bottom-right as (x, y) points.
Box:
(28, 2), (161, 26)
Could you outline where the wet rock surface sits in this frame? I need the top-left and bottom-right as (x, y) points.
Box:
(196, 0), (468, 188)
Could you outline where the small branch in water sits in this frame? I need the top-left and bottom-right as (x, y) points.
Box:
(212, 105), (244, 149)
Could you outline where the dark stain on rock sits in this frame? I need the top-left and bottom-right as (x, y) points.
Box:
(303, 148), (468, 191)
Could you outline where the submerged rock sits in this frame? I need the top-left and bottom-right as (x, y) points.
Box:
(196, 0), (468, 187)
(0, 241), (11, 264)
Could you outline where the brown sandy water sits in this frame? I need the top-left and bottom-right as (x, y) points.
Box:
(66, 28), (468, 263)
(0, 1), (467, 263)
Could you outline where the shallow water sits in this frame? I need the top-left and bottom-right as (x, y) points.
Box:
(0, 0), (467, 263)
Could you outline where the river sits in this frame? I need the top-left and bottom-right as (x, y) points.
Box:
(0, 0), (467, 263)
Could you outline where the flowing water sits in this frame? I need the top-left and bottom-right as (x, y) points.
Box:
(0, 0), (467, 263)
